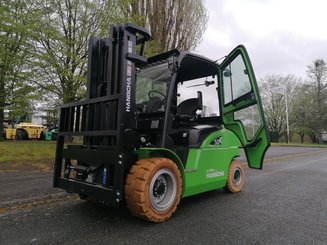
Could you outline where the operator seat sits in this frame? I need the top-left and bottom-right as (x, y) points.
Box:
(176, 91), (203, 121)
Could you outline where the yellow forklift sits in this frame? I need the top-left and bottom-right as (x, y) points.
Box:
(3, 116), (45, 140)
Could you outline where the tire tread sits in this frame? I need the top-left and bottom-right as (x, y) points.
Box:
(124, 157), (182, 222)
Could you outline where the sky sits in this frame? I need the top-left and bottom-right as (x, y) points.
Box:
(197, 0), (327, 80)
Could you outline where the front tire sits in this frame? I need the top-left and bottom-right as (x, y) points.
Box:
(224, 159), (245, 193)
(15, 129), (28, 140)
(125, 158), (182, 223)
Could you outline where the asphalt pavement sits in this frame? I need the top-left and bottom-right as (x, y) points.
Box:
(0, 146), (327, 244)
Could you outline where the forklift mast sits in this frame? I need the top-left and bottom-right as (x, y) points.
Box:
(53, 23), (151, 206)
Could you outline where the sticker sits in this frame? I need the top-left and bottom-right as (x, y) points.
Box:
(128, 40), (133, 53)
(103, 168), (107, 185)
(211, 137), (222, 146)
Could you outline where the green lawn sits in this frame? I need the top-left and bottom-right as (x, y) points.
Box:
(0, 141), (56, 163)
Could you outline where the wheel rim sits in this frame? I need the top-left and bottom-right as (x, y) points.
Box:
(149, 168), (177, 212)
(232, 167), (242, 186)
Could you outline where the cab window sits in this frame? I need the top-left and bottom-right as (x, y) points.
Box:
(177, 76), (219, 117)
(223, 55), (252, 105)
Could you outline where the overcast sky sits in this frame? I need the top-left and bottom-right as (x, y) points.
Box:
(197, 0), (327, 80)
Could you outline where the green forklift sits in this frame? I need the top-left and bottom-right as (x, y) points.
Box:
(53, 23), (270, 222)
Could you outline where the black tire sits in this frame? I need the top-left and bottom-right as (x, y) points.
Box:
(79, 193), (88, 200)
(52, 133), (58, 141)
(125, 158), (182, 223)
(39, 131), (45, 140)
(224, 159), (245, 193)
(15, 129), (28, 140)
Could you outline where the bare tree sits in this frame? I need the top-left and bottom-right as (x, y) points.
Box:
(128, 0), (208, 53)
(292, 83), (317, 143)
(305, 59), (327, 142)
(259, 74), (301, 142)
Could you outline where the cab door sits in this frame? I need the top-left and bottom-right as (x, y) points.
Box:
(218, 45), (270, 169)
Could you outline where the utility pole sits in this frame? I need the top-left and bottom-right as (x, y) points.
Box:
(284, 87), (290, 144)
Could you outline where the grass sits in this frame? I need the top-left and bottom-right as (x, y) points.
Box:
(0, 141), (57, 172)
(0, 141), (56, 163)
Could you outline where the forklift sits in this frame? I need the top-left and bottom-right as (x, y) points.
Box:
(53, 23), (270, 222)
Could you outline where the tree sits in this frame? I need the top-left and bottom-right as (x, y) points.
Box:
(259, 74), (301, 142)
(0, 0), (37, 140)
(31, 0), (208, 106)
(38, 100), (60, 128)
(31, 0), (123, 104)
(305, 59), (327, 142)
(127, 0), (208, 53)
(290, 83), (313, 143)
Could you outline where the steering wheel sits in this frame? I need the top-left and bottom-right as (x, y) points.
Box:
(145, 91), (167, 112)
(148, 90), (166, 100)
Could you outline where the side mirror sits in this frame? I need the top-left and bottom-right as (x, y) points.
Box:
(223, 69), (232, 77)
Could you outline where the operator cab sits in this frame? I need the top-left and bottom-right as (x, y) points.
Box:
(135, 46), (269, 169)
(135, 51), (221, 161)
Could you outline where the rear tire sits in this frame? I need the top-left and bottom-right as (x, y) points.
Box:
(39, 131), (45, 140)
(125, 158), (182, 223)
(224, 159), (245, 193)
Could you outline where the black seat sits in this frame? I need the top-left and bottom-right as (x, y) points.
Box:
(176, 91), (203, 120)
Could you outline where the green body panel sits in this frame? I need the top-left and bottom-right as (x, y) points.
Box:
(137, 128), (241, 198)
(182, 128), (240, 197)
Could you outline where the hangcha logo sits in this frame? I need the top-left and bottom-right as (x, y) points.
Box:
(206, 169), (224, 179)
(125, 41), (133, 112)
(126, 76), (131, 112)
